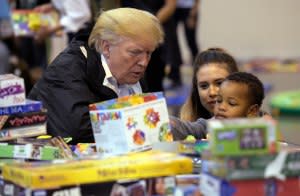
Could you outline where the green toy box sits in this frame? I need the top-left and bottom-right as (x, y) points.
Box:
(207, 118), (278, 156)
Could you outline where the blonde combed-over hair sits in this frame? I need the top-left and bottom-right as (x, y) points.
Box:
(88, 8), (164, 53)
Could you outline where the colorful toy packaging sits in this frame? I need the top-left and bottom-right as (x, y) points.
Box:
(2, 150), (192, 190)
(200, 172), (300, 196)
(12, 10), (59, 36)
(201, 148), (300, 180)
(0, 143), (60, 160)
(0, 74), (25, 107)
(89, 92), (172, 157)
(207, 118), (278, 156)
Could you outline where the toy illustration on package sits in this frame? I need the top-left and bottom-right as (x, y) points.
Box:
(207, 118), (278, 156)
(12, 9), (59, 36)
(89, 92), (173, 157)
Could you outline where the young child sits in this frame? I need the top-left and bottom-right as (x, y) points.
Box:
(170, 72), (265, 140)
(214, 71), (264, 119)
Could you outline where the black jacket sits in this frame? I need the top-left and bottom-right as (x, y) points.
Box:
(28, 33), (119, 144)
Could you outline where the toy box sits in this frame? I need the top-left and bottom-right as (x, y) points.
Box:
(200, 173), (300, 196)
(0, 143), (60, 160)
(0, 99), (42, 115)
(89, 92), (172, 157)
(0, 123), (47, 141)
(0, 74), (25, 107)
(202, 148), (300, 180)
(12, 10), (59, 37)
(207, 118), (278, 156)
(2, 150), (193, 189)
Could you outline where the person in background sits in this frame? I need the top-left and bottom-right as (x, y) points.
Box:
(120, 0), (179, 92)
(180, 48), (238, 121)
(174, 0), (200, 61)
(28, 8), (164, 144)
(13, 0), (50, 89)
(171, 71), (265, 140)
(34, 0), (92, 43)
(0, 0), (13, 74)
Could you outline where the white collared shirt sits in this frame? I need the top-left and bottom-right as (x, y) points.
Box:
(51, 0), (91, 33)
(101, 55), (142, 97)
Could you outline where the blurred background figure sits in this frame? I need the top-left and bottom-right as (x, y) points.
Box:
(34, 0), (92, 43)
(120, 0), (182, 91)
(0, 0), (14, 74)
(175, 0), (200, 62)
(15, 0), (50, 89)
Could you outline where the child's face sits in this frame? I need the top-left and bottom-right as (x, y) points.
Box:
(214, 81), (254, 119)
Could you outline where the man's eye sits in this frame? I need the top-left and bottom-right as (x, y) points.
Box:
(129, 50), (141, 56)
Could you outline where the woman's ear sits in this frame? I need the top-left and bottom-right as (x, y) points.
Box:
(247, 104), (259, 117)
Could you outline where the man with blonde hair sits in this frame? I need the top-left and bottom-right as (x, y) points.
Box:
(28, 8), (164, 144)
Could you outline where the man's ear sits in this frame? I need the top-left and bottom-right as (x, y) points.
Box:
(247, 104), (259, 117)
(101, 40), (110, 58)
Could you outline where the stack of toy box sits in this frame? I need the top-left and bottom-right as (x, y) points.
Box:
(1, 150), (193, 195)
(89, 92), (173, 158)
(0, 74), (47, 141)
(0, 74), (57, 164)
(200, 118), (300, 196)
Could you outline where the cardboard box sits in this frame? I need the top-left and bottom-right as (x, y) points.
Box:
(0, 143), (60, 160)
(200, 173), (300, 196)
(1, 175), (201, 196)
(0, 123), (47, 141)
(2, 151), (193, 189)
(0, 99), (42, 115)
(0, 74), (25, 107)
(89, 92), (172, 157)
(207, 118), (278, 156)
(202, 148), (300, 180)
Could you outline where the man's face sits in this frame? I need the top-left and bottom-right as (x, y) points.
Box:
(103, 37), (156, 85)
(214, 81), (252, 119)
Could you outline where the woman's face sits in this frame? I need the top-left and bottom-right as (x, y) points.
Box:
(196, 63), (231, 114)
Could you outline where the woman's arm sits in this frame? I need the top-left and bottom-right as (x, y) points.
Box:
(156, 0), (177, 24)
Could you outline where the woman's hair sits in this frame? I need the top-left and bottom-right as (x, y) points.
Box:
(180, 48), (239, 121)
(225, 72), (265, 107)
(88, 7), (164, 53)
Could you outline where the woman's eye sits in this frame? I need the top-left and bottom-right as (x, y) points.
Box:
(216, 97), (222, 103)
(216, 80), (224, 86)
(198, 83), (208, 89)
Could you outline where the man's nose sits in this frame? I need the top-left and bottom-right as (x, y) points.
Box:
(138, 53), (151, 67)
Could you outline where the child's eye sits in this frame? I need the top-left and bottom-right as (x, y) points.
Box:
(228, 101), (237, 106)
